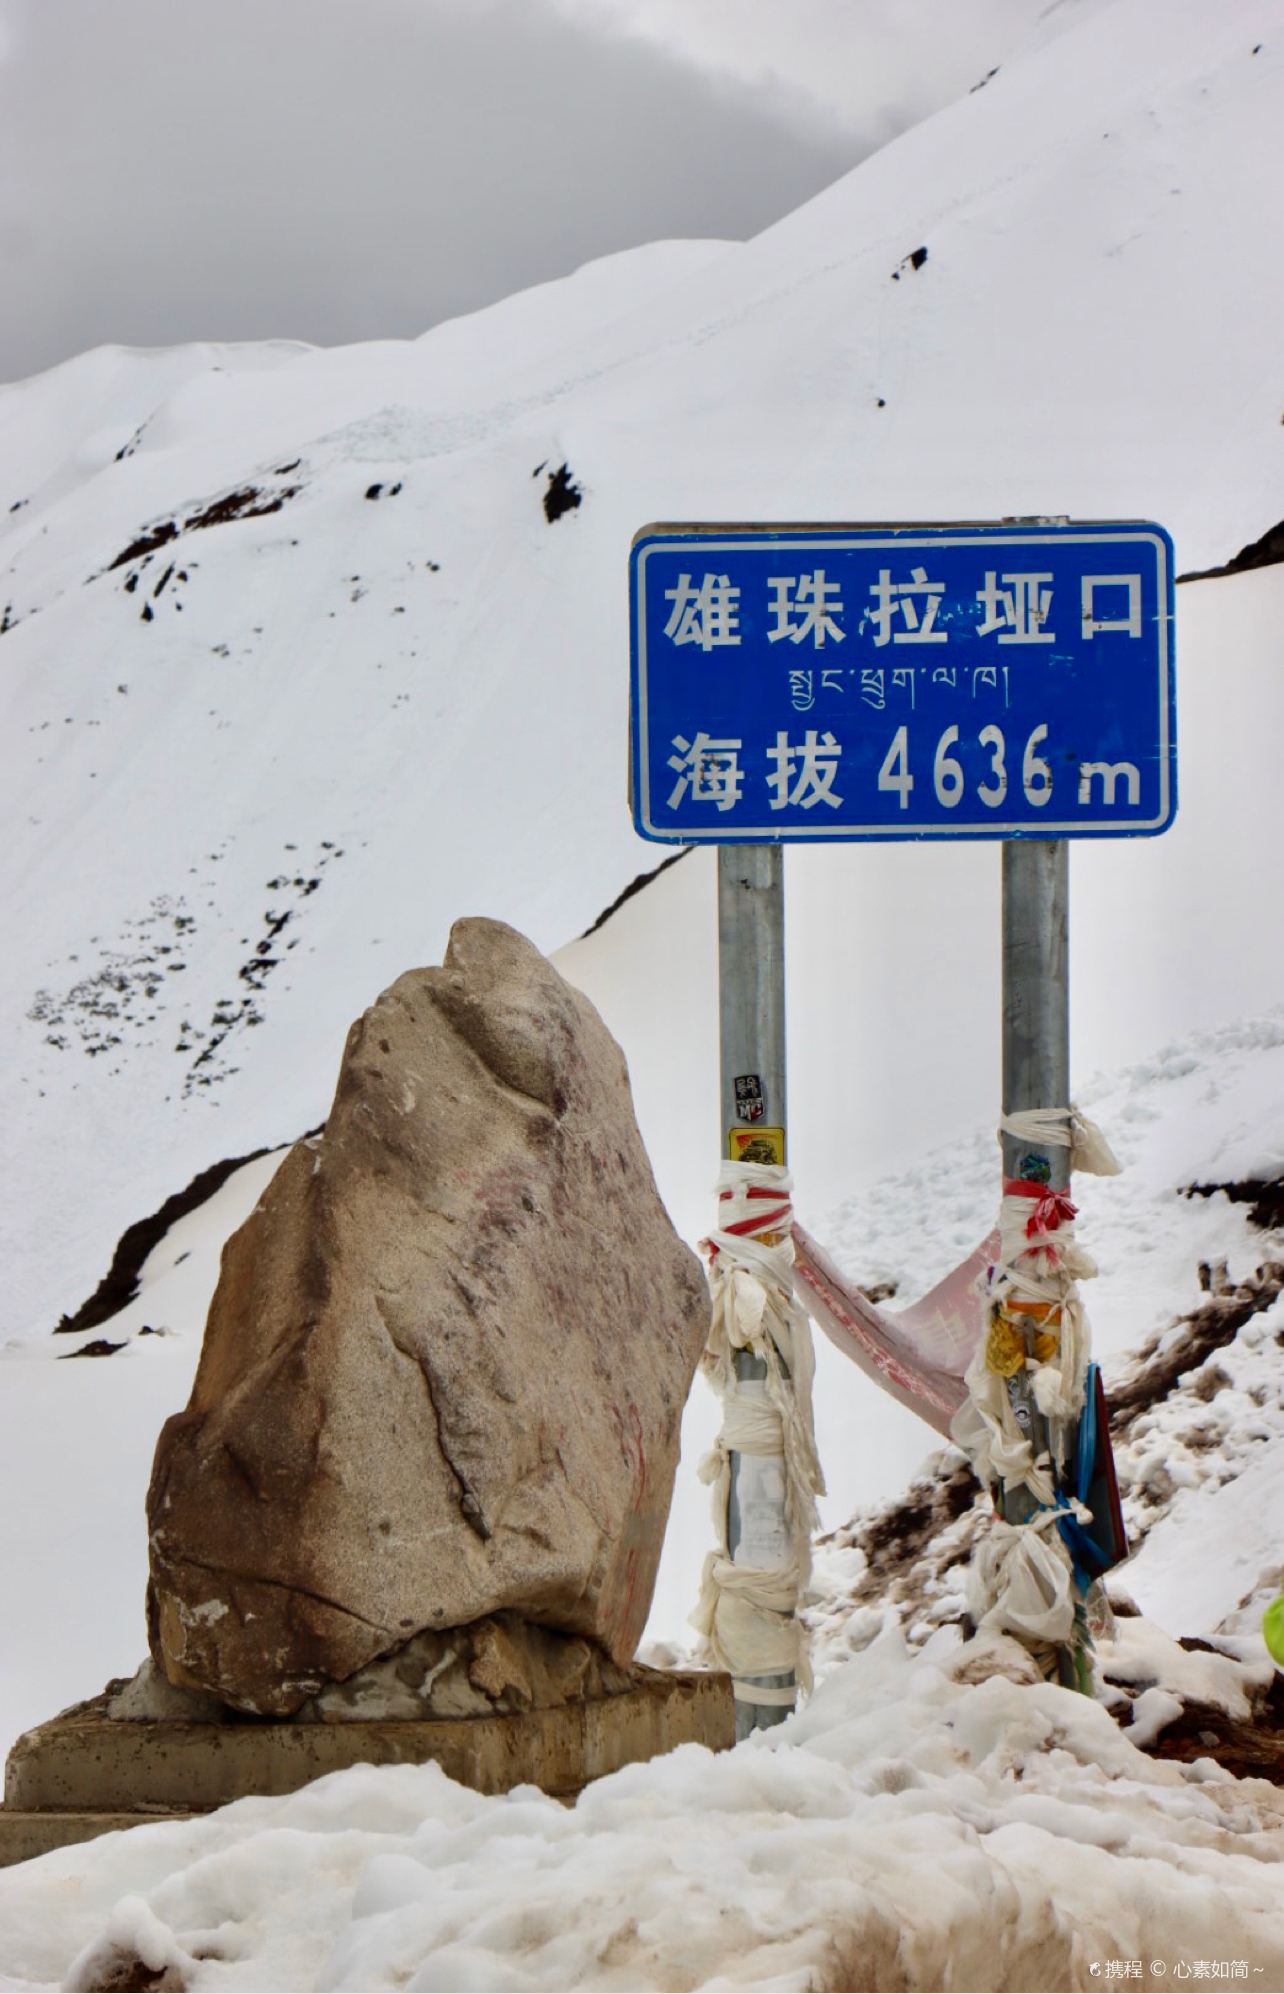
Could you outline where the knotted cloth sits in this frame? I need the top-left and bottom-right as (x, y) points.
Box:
(690, 1162), (824, 1705)
(952, 1104), (1119, 1646)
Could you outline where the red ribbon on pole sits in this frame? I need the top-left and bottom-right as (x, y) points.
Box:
(1004, 1178), (1078, 1239)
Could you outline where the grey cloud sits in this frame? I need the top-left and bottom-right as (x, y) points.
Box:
(0, 0), (864, 383)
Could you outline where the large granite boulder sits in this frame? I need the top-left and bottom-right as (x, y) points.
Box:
(146, 919), (709, 1715)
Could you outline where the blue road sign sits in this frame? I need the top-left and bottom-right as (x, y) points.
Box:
(629, 522), (1175, 843)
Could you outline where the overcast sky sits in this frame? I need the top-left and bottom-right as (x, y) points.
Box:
(0, 0), (1052, 386)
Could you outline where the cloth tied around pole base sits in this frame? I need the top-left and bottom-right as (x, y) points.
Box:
(690, 1163), (824, 1710)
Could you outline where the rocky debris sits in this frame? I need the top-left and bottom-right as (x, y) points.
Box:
(890, 244), (929, 279)
(1107, 1258), (1284, 1436)
(105, 1617), (643, 1725)
(806, 1454), (986, 1654)
(1128, 1673), (1284, 1785)
(54, 1142), (282, 1337)
(105, 475), (302, 572)
(577, 847), (691, 942)
(1132, 1690), (1284, 1786)
(1184, 1172), (1284, 1232)
(302, 1613), (639, 1721)
(1098, 1612), (1284, 1787)
(70, 1950), (188, 1993)
(541, 462), (582, 522)
(944, 1631), (1044, 1688)
(308, 1614), (638, 1720)
(146, 919), (709, 1716)
(106, 1659), (228, 1724)
(1177, 516), (1284, 583)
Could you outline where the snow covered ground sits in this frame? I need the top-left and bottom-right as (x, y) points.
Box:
(3, 1627), (1282, 1994)
(2, 0), (1283, 1984)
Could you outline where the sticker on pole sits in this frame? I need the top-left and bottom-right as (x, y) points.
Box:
(734, 1074), (766, 1123)
(629, 521), (1176, 842)
(728, 1127), (785, 1165)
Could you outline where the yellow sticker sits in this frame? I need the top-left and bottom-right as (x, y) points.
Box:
(727, 1126), (786, 1166)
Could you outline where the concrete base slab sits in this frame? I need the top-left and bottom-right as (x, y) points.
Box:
(1, 1668), (732, 1867)
(0, 1810), (198, 1868)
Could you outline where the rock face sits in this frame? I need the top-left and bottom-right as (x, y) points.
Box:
(108, 1617), (642, 1725)
(298, 1614), (641, 1723)
(146, 919), (709, 1715)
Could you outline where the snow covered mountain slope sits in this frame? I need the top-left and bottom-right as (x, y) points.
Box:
(1, 0), (1280, 1346)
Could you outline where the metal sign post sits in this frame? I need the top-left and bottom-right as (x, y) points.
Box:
(999, 838), (1076, 1679)
(1001, 841), (1069, 1198)
(717, 842), (794, 1735)
(718, 843), (786, 1171)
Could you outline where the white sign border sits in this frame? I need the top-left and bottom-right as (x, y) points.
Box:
(632, 527), (1174, 842)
